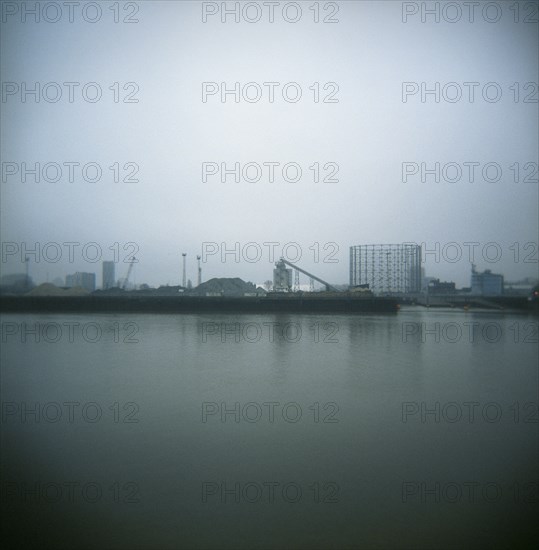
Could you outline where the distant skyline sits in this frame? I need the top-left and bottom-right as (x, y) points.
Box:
(2, 248), (536, 291)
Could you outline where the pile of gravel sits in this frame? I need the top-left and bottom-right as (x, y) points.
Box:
(190, 278), (265, 296)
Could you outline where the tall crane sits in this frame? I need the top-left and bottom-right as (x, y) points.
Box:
(279, 258), (340, 292)
(122, 256), (136, 290)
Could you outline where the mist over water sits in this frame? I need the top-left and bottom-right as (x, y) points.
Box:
(1, 0), (538, 547)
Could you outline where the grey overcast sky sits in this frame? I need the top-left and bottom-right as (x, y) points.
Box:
(1, 0), (538, 288)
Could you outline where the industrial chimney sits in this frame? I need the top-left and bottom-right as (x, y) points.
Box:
(182, 253), (187, 288)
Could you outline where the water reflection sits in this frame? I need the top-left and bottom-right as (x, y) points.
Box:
(1, 310), (537, 549)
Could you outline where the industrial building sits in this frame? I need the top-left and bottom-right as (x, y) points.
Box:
(273, 259), (292, 292)
(427, 279), (456, 294)
(102, 261), (115, 290)
(65, 272), (96, 293)
(349, 244), (422, 294)
(471, 266), (503, 296)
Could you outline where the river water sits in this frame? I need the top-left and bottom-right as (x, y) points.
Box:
(1, 308), (537, 549)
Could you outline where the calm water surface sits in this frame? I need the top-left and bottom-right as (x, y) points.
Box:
(1, 308), (538, 549)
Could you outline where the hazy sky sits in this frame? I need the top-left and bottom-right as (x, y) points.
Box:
(1, 0), (538, 288)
